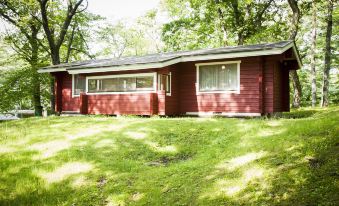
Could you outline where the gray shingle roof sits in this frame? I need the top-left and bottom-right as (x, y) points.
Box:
(40, 40), (296, 72)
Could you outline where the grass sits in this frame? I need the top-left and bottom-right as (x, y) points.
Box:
(0, 107), (338, 206)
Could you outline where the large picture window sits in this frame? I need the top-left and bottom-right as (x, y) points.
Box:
(197, 61), (240, 93)
(72, 74), (86, 96)
(87, 73), (155, 94)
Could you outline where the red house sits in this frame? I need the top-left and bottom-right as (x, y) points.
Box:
(39, 41), (301, 117)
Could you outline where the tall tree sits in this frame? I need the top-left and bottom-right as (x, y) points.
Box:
(162, 0), (278, 51)
(0, 0), (46, 115)
(214, 0), (274, 45)
(37, 0), (87, 112)
(310, 0), (317, 107)
(287, 0), (303, 108)
(320, 0), (334, 107)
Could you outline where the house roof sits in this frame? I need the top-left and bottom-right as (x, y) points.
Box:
(39, 40), (302, 74)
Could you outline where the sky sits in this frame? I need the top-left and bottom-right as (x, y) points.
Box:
(87, 0), (164, 24)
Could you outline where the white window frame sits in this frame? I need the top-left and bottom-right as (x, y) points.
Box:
(195, 60), (241, 94)
(166, 72), (171, 96)
(72, 74), (86, 98)
(157, 72), (172, 96)
(85, 72), (157, 95)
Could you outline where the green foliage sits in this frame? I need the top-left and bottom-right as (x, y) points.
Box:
(0, 107), (338, 205)
(0, 67), (31, 111)
(162, 0), (338, 106)
(0, 0), (101, 113)
(59, 11), (102, 62)
(0, 62), (51, 112)
(97, 9), (163, 57)
(161, 0), (287, 51)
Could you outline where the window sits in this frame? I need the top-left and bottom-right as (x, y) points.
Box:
(87, 73), (155, 93)
(158, 73), (171, 95)
(73, 74), (86, 96)
(197, 61), (240, 93)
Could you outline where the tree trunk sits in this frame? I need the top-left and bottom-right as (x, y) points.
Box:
(30, 27), (43, 116)
(321, 0), (333, 107)
(38, 0), (84, 114)
(32, 69), (42, 116)
(310, 0), (317, 107)
(237, 32), (244, 45)
(287, 0), (302, 108)
(290, 71), (302, 108)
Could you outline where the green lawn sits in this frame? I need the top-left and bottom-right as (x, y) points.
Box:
(0, 107), (338, 206)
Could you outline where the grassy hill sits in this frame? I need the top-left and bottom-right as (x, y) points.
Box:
(0, 107), (338, 205)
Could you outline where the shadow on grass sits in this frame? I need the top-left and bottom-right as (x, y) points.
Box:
(0, 110), (338, 205)
(197, 111), (339, 205)
(281, 110), (319, 119)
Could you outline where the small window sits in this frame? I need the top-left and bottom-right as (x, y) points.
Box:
(73, 74), (86, 96)
(197, 62), (240, 93)
(158, 73), (171, 96)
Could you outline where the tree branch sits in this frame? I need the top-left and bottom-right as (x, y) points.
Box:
(56, 0), (85, 48)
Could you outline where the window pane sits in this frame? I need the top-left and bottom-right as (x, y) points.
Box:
(136, 76), (153, 90)
(166, 75), (171, 93)
(101, 78), (119, 92)
(88, 79), (97, 92)
(199, 63), (238, 91)
(87, 74), (154, 93)
(120, 77), (136, 91)
(74, 74), (86, 95)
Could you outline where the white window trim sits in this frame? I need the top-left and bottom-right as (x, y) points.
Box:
(85, 72), (157, 95)
(72, 74), (80, 98)
(196, 60), (241, 94)
(166, 72), (172, 96)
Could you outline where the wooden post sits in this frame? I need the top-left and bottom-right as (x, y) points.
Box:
(150, 93), (158, 115)
(54, 73), (63, 113)
(79, 92), (88, 114)
(259, 57), (265, 114)
(157, 90), (166, 115)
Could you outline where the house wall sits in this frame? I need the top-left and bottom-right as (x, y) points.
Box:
(263, 54), (290, 113)
(157, 66), (179, 115)
(174, 54), (289, 115)
(87, 93), (153, 115)
(176, 57), (262, 114)
(53, 53), (291, 115)
(53, 72), (80, 112)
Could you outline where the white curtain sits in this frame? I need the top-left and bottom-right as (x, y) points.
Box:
(199, 63), (238, 91)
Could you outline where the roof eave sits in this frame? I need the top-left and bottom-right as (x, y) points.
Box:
(38, 68), (67, 73)
(38, 41), (302, 74)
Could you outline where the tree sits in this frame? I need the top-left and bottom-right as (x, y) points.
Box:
(162, 0), (285, 51)
(97, 10), (163, 57)
(287, 0), (303, 108)
(213, 0), (274, 45)
(320, 0), (334, 107)
(310, 0), (317, 107)
(0, 0), (47, 115)
(37, 0), (87, 113)
(0, 0), (96, 114)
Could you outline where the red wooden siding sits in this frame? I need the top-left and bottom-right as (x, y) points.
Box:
(52, 51), (293, 115)
(87, 93), (154, 115)
(263, 55), (276, 113)
(53, 72), (63, 113)
(157, 67), (179, 115)
(62, 73), (80, 111)
(264, 54), (290, 113)
(52, 72), (80, 112)
(273, 61), (290, 112)
(177, 57), (262, 114)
